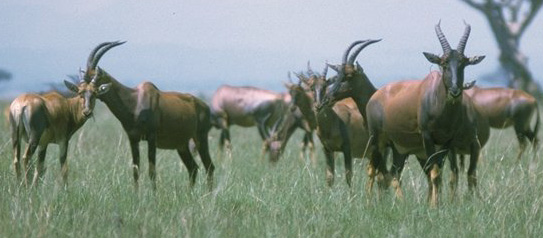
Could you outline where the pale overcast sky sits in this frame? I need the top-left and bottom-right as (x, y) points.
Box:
(1, 0), (542, 98)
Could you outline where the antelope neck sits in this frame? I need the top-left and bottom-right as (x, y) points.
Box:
(99, 75), (138, 126)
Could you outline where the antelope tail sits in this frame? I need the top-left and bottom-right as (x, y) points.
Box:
(9, 105), (31, 140)
(21, 106), (33, 139)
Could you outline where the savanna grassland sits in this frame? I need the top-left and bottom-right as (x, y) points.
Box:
(0, 101), (541, 238)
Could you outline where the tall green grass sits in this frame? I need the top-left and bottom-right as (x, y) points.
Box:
(0, 102), (541, 238)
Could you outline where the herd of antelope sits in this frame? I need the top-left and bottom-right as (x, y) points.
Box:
(6, 22), (540, 206)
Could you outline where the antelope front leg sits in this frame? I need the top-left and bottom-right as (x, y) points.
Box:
(148, 136), (157, 191)
(448, 151), (459, 201)
(58, 142), (70, 188)
(324, 148), (335, 187)
(427, 164), (441, 208)
(467, 142), (481, 198)
(129, 137), (141, 191)
(422, 132), (441, 207)
(308, 139), (316, 167)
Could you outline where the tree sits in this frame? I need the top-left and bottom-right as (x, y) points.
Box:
(461, 0), (542, 99)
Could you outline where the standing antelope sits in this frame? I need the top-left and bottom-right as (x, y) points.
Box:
(318, 40), (389, 192)
(465, 86), (539, 160)
(9, 77), (101, 186)
(286, 67), (376, 188)
(77, 41), (215, 190)
(210, 85), (291, 161)
(363, 22), (487, 206)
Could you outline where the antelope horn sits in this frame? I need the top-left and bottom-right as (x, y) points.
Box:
(86, 42), (111, 69)
(457, 21), (471, 54)
(90, 41), (126, 70)
(321, 62), (328, 78)
(78, 67), (85, 82)
(287, 71), (294, 84)
(342, 40), (366, 65)
(307, 61), (315, 76)
(295, 71), (310, 86)
(435, 21), (451, 55)
(327, 63), (339, 73)
(347, 39), (382, 65)
(90, 67), (101, 85)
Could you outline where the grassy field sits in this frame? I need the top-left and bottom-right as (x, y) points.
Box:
(0, 101), (541, 238)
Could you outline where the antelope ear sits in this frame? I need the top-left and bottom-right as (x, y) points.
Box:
(327, 63), (339, 73)
(356, 61), (364, 72)
(423, 52), (441, 64)
(283, 82), (294, 89)
(64, 80), (79, 93)
(463, 80), (476, 90)
(468, 55), (485, 65)
(97, 83), (112, 95)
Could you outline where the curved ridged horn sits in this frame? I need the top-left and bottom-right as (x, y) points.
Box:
(457, 22), (471, 54)
(307, 61), (315, 76)
(435, 21), (451, 55)
(327, 63), (339, 73)
(347, 39), (382, 65)
(321, 62), (328, 78)
(342, 40), (366, 65)
(78, 67), (85, 82)
(89, 41), (126, 70)
(90, 67), (100, 85)
(86, 42), (111, 69)
(294, 71), (310, 85)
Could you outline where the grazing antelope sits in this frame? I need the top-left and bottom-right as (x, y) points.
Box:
(264, 74), (317, 163)
(78, 41), (215, 190)
(363, 22), (487, 206)
(210, 85), (292, 161)
(9, 77), (100, 186)
(263, 99), (315, 163)
(465, 86), (539, 160)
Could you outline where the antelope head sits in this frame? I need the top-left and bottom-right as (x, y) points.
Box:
(63, 68), (105, 119)
(423, 22), (485, 100)
(322, 39), (381, 106)
(82, 41), (127, 98)
(265, 111), (287, 163)
(298, 64), (331, 111)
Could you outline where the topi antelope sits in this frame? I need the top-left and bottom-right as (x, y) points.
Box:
(319, 40), (389, 192)
(263, 99), (315, 163)
(210, 85), (292, 161)
(78, 41), (215, 191)
(363, 22), (488, 206)
(290, 67), (376, 188)
(465, 86), (539, 160)
(9, 76), (101, 187)
(321, 39), (382, 123)
(264, 73), (318, 164)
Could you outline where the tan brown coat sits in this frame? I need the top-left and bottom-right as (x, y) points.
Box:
(9, 88), (94, 186)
